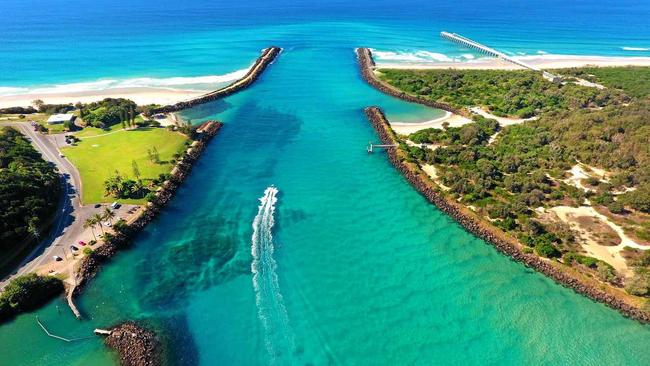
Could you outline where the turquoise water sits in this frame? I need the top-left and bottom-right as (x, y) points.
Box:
(1, 1), (650, 365)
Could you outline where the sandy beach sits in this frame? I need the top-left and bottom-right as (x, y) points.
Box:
(376, 55), (650, 70)
(390, 112), (472, 135)
(0, 87), (207, 109)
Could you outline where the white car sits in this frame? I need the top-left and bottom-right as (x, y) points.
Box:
(53, 255), (63, 261)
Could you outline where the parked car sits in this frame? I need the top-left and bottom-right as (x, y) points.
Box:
(94, 203), (102, 208)
(53, 255), (63, 261)
(78, 241), (87, 246)
(70, 245), (79, 252)
(111, 201), (120, 209)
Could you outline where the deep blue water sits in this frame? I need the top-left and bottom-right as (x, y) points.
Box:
(0, 1), (649, 365)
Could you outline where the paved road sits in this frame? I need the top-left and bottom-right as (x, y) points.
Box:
(0, 122), (88, 288)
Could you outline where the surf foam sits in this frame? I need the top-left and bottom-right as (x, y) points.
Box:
(622, 46), (649, 51)
(0, 68), (250, 96)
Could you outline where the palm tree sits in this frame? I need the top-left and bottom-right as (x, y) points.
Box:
(84, 217), (97, 241)
(92, 213), (105, 235)
(103, 207), (116, 225)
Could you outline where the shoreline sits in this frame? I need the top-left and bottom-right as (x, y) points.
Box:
(0, 87), (206, 109)
(390, 111), (473, 135)
(0, 46), (281, 111)
(363, 106), (650, 324)
(374, 54), (650, 70)
(148, 46), (282, 114)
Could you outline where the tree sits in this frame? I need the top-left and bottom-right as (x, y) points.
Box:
(625, 269), (650, 296)
(102, 207), (116, 225)
(535, 242), (561, 258)
(131, 160), (141, 180)
(92, 213), (105, 235)
(620, 184), (650, 213)
(83, 217), (97, 241)
(151, 146), (160, 164)
(32, 99), (45, 111)
(27, 219), (40, 241)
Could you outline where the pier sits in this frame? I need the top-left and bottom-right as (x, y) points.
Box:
(440, 32), (560, 82)
(367, 142), (397, 153)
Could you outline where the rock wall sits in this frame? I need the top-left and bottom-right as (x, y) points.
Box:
(364, 106), (650, 324)
(105, 322), (160, 366)
(149, 47), (282, 115)
(356, 48), (468, 117)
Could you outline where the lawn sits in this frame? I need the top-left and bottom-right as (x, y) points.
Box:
(62, 127), (189, 204)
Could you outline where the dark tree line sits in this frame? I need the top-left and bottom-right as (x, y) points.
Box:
(0, 127), (61, 266)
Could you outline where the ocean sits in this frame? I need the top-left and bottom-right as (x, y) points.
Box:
(0, 0), (649, 365)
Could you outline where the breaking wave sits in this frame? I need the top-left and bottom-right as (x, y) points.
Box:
(621, 46), (649, 51)
(0, 68), (250, 96)
(370, 48), (498, 64)
(251, 186), (295, 363)
(370, 48), (454, 63)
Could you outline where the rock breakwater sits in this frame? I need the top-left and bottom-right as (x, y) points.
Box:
(356, 48), (468, 116)
(104, 322), (160, 366)
(364, 106), (649, 324)
(149, 47), (282, 115)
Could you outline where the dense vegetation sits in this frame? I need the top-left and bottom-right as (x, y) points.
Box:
(0, 106), (37, 114)
(0, 127), (61, 269)
(379, 68), (629, 118)
(80, 98), (138, 128)
(0, 274), (63, 322)
(393, 67), (650, 296)
(559, 66), (650, 98)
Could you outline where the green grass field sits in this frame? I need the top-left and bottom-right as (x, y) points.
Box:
(62, 127), (189, 204)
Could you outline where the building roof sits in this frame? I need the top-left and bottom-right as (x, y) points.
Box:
(47, 114), (75, 123)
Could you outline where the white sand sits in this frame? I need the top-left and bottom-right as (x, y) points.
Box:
(0, 87), (206, 109)
(469, 107), (537, 126)
(391, 112), (472, 135)
(421, 164), (450, 191)
(549, 205), (647, 277)
(376, 55), (650, 70)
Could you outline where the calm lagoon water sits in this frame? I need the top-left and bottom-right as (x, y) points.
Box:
(1, 0), (649, 365)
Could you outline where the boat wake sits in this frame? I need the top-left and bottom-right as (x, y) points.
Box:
(251, 186), (295, 362)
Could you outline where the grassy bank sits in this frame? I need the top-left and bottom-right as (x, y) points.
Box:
(62, 127), (189, 204)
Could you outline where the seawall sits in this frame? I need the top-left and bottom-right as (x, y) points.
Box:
(363, 106), (650, 324)
(149, 47), (282, 115)
(356, 48), (468, 116)
(74, 121), (223, 293)
(103, 322), (161, 366)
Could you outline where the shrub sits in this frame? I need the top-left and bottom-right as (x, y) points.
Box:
(607, 201), (625, 214)
(0, 274), (63, 321)
(145, 192), (158, 202)
(625, 269), (650, 296)
(535, 242), (561, 258)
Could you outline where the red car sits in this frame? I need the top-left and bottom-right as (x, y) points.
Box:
(78, 241), (87, 246)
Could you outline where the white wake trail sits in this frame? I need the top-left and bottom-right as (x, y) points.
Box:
(251, 186), (295, 362)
